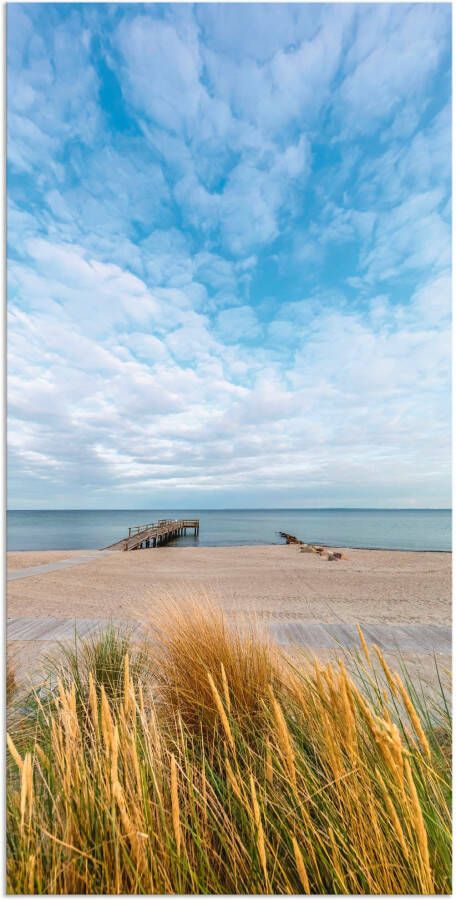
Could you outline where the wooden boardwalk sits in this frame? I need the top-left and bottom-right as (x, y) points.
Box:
(6, 617), (451, 653)
(104, 519), (199, 551)
(7, 617), (105, 642)
(8, 552), (111, 582)
(270, 621), (451, 653)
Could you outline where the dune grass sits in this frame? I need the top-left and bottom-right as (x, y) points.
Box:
(6, 654), (16, 705)
(6, 604), (452, 894)
(44, 622), (153, 704)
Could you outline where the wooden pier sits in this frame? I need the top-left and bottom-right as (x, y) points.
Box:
(103, 519), (199, 551)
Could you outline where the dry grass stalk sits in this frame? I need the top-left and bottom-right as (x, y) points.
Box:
(123, 653), (132, 716)
(376, 767), (409, 859)
(404, 758), (433, 893)
(373, 645), (399, 697)
(27, 854), (35, 894)
(170, 753), (181, 854)
(220, 662), (231, 714)
(395, 673), (431, 759)
(207, 671), (235, 751)
(111, 724), (119, 788)
(250, 774), (268, 885)
(292, 836), (310, 894)
(356, 624), (372, 665)
(88, 671), (98, 732)
(100, 685), (114, 749)
(225, 756), (243, 803)
(7, 733), (23, 771)
(265, 737), (273, 784)
(339, 669), (356, 759)
(7, 655), (16, 704)
(268, 685), (297, 788)
(20, 752), (33, 835)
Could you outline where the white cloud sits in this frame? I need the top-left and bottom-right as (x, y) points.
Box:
(7, 4), (451, 508)
(216, 305), (262, 343)
(114, 10), (314, 257)
(8, 232), (450, 506)
(116, 15), (204, 135)
(8, 8), (100, 174)
(359, 191), (450, 284)
(338, 5), (448, 135)
(202, 6), (353, 134)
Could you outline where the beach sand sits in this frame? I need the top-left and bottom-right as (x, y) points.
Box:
(7, 545), (451, 689)
(7, 549), (102, 571)
(7, 544), (451, 624)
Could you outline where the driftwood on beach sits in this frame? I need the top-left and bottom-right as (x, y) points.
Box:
(279, 531), (302, 544)
(279, 532), (343, 561)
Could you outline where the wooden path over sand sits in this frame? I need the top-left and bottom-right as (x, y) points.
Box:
(7, 552), (111, 582)
(6, 617), (451, 653)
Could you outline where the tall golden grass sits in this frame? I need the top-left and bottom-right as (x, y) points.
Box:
(6, 606), (451, 894)
(6, 654), (16, 704)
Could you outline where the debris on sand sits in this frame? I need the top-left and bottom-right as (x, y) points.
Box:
(279, 532), (344, 560)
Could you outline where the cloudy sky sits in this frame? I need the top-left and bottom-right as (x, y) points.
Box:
(8, 3), (451, 509)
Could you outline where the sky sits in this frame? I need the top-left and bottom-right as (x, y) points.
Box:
(7, 2), (451, 510)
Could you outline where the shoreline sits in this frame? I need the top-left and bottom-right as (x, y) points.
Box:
(7, 542), (452, 554)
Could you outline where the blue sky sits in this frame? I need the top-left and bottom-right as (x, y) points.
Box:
(7, 3), (451, 509)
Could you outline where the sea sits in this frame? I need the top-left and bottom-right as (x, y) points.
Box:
(7, 508), (452, 552)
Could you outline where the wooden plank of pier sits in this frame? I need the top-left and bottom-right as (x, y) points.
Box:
(103, 518), (199, 551)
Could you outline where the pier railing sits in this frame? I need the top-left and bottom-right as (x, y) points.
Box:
(104, 519), (200, 551)
(128, 519), (199, 537)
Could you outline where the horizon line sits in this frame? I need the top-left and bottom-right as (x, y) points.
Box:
(8, 507), (452, 513)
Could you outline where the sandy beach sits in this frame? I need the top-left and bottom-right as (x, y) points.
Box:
(7, 544), (451, 624)
(7, 549), (102, 571)
(7, 543), (450, 687)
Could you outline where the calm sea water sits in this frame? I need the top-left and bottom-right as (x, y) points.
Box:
(7, 509), (451, 552)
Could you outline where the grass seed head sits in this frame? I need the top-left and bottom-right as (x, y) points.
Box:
(207, 670), (235, 751)
(395, 673), (431, 760)
(292, 836), (310, 894)
(250, 774), (267, 885)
